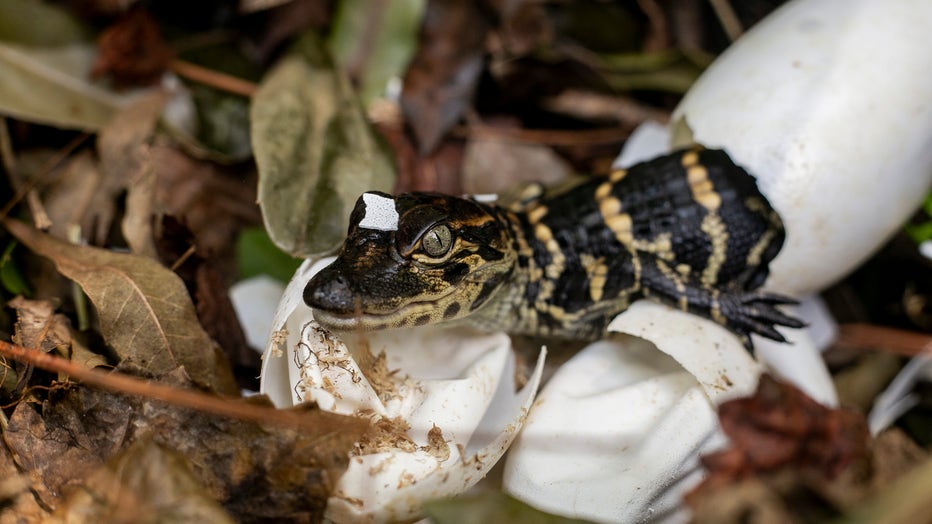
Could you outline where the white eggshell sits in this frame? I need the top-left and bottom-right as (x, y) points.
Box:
(229, 275), (285, 353)
(673, 0), (932, 295)
(505, 333), (730, 523)
(259, 259), (545, 523)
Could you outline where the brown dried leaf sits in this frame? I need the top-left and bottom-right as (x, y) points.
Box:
(91, 7), (173, 87)
(400, 0), (490, 154)
(4, 397), (110, 509)
(8, 296), (70, 354)
(53, 439), (234, 524)
(122, 153), (158, 258)
(151, 145), (261, 266)
(377, 121), (463, 194)
(461, 138), (572, 195)
(2, 219), (237, 394)
(0, 428), (47, 523)
(41, 150), (102, 241)
(87, 89), (167, 245)
(695, 374), (870, 492)
(688, 429), (929, 524)
(5, 381), (365, 520)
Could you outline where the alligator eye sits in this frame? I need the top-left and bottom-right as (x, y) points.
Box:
(422, 224), (453, 257)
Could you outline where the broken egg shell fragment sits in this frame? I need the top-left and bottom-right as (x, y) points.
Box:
(260, 258), (545, 523)
(504, 302), (835, 522)
(504, 304), (762, 522)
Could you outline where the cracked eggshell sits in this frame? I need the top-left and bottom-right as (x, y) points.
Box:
(673, 0), (932, 296)
(505, 305), (754, 523)
(505, 301), (838, 523)
(260, 258), (545, 523)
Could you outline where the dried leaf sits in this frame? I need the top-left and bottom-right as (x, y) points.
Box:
(150, 145), (261, 262)
(400, 0), (490, 154)
(91, 7), (173, 87)
(5, 381), (366, 520)
(251, 32), (396, 257)
(0, 426), (48, 522)
(89, 89), (167, 245)
(54, 439), (234, 524)
(2, 219), (238, 394)
(4, 397), (110, 508)
(696, 374), (870, 492)
(461, 139), (572, 195)
(378, 121), (463, 194)
(0, 42), (128, 130)
(688, 429), (929, 524)
(41, 150), (102, 241)
(8, 296), (71, 354)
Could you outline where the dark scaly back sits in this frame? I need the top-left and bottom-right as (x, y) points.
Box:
(305, 147), (802, 346)
(494, 146), (790, 340)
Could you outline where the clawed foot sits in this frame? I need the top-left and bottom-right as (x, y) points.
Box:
(720, 290), (806, 350)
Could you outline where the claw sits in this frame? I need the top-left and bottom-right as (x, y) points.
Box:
(740, 291), (799, 306)
(722, 289), (805, 349)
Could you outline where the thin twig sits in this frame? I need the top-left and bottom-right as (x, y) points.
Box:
(169, 59), (258, 98)
(0, 338), (363, 436)
(0, 119), (53, 229)
(0, 132), (91, 221)
(542, 89), (671, 127)
(835, 323), (932, 358)
(708, 0), (744, 42)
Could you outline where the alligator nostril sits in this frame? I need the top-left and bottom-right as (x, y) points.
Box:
(304, 267), (353, 313)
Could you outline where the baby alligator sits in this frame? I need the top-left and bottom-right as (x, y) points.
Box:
(304, 146), (804, 348)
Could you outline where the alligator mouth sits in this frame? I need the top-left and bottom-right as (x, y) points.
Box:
(309, 298), (451, 332)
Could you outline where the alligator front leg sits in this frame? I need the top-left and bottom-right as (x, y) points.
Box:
(637, 256), (805, 349)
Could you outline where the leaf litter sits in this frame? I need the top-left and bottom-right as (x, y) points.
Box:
(0, 0), (929, 522)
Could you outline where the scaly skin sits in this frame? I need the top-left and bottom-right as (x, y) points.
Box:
(304, 146), (804, 348)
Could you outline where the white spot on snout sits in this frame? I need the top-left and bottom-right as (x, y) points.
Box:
(358, 193), (399, 231)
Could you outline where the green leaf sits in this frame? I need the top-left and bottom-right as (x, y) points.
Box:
(329, 0), (425, 107)
(251, 32), (396, 257)
(423, 492), (594, 524)
(904, 193), (932, 243)
(236, 227), (303, 283)
(0, 42), (129, 130)
(598, 49), (713, 94)
(0, 0), (92, 47)
(0, 241), (30, 296)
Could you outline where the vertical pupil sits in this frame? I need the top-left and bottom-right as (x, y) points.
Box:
(425, 226), (449, 255)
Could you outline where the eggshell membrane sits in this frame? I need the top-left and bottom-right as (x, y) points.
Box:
(673, 0), (932, 295)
